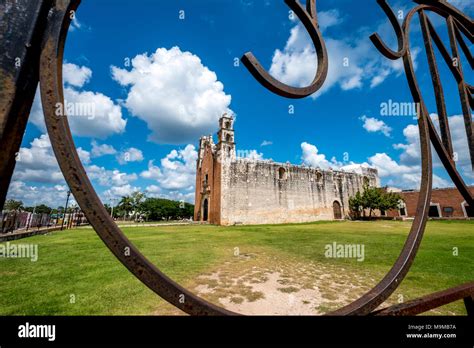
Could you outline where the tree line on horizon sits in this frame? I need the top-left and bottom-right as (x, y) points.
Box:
(107, 192), (194, 222)
(3, 192), (194, 222)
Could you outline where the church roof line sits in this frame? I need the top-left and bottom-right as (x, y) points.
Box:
(233, 157), (377, 176)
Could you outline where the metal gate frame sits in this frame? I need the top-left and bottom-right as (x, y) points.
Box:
(0, 0), (473, 315)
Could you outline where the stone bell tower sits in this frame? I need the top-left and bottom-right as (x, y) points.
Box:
(217, 113), (236, 163)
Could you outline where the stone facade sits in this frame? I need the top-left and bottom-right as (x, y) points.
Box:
(194, 114), (380, 225)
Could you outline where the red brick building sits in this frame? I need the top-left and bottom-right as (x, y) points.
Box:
(386, 187), (474, 219)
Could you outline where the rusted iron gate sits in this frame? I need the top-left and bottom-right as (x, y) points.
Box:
(0, 0), (473, 316)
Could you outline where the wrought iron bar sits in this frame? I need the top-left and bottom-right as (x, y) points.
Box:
(0, 0), (472, 316)
(241, 0), (328, 99)
(0, 0), (51, 209)
(373, 282), (474, 316)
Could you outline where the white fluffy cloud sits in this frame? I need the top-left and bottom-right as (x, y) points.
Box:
(29, 63), (126, 139)
(301, 141), (370, 173)
(63, 62), (92, 88)
(141, 144), (197, 195)
(393, 114), (473, 182)
(84, 165), (140, 202)
(269, 13), (420, 98)
(364, 114), (472, 189)
(393, 115), (471, 169)
(237, 149), (265, 161)
(77, 147), (91, 165)
(301, 142), (334, 170)
(7, 133), (141, 206)
(86, 165), (138, 187)
(300, 116), (469, 190)
(392, 124), (421, 166)
(367, 152), (450, 189)
(103, 185), (141, 201)
(367, 152), (415, 177)
(86, 165), (140, 202)
(116, 147), (144, 165)
(300, 141), (451, 190)
(360, 115), (392, 137)
(318, 9), (344, 32)
(6, 181), (72, 208)
(91, 140), (117, 158)
(6, 136), (84, 207)
(63, 88), (126, 138)
(244, 150), (264, 161)
(11, 134), (90, 184)
(111, 47), (232, 144)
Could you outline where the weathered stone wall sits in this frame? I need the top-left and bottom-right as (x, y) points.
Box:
(219, 160), (379, 225)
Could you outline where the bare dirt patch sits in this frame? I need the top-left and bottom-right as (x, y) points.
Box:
(191, 250), (380, 315)
(153, 248), (457, 316)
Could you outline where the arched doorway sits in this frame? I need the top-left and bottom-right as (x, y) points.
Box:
(202, 199), (209, 222)
(333, 201), (342, 220)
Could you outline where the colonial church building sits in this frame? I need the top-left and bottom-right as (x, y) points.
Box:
(194, 114), (380, 225)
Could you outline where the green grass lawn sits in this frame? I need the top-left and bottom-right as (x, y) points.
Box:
(0, 220), (472, 315)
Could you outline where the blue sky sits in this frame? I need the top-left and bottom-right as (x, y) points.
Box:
(7, 0), (473, 208)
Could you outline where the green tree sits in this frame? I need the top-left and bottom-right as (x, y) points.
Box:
(141, 198), (194, 221)
(118, 196), (134, 220)
(349, 185), (402, 220)
(24, 204), (52, 214)
(361, 186), (382, 218)
(349, 191), (363, 219)
(130, 191), (146, 221)
(379, 190), (403, 214)
(35, 204), (52, 214)
(3, 199), (23, 212)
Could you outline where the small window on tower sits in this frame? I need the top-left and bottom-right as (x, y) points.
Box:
(363, 176), (370, 186)
(278, 167), (287, 180)
(316, 172), (323, 183)
(226, 134), (232, 142)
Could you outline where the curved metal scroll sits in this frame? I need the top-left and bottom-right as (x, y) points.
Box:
(369, 0), (407, 59)
(241, 0), (328, 99)
(371, 2), (473, 206)
(39, 0), (237, 316)
(25, 0), (472, 317)
(242, 0), (473, 316)
(333, 1), (473, 315)
(372, 281), (474, 316)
